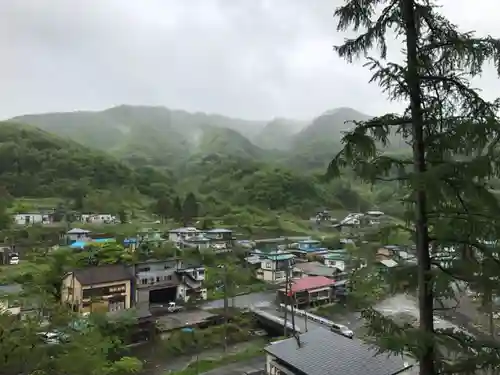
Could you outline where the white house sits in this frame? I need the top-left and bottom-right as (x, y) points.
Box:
(168, 227), (201, 242)
(66, 228), (91, 243)
(256, 252), (295, 283)
(80, 214), (116, 224)
(176, 263), (207, 302)
(13, 212), (52, 226)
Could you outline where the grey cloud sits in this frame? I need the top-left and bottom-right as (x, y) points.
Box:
(1, 0), (499, 120)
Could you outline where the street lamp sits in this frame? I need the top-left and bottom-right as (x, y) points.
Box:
(181, 326), (199, 374)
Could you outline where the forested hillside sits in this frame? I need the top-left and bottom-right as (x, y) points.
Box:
(10, 105), (408, 171)
(0, 122), (173, 199)
(5, 105), (408, 219)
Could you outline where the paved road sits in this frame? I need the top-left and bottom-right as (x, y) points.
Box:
(202, 291), (480, 337)
(259, 305), (328, 333)
(201, 292), (275, 310)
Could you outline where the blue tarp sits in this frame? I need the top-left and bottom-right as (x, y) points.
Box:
(70, 241), (87, 249)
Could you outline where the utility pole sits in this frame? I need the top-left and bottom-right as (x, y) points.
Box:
(223, 265), (228, 352)
(304, 305), (308, 332)
(283, 265), (289, 337)
(291, 291), (301, 347)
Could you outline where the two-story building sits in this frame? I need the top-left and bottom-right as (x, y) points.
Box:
(182, 235), (212, 250)
(256, 252), (296, 283)
(176, 262), (207, 302)
(322, 249), (349, 270)
(61, 264), (133, 314)
(129, 259), (180, 307)
(204, 228), (233, 249)
(277, 276), (336, 308)
(80, 214), (116, 224)
(168, 227), (201, 243)
(13, 211), (53, 226)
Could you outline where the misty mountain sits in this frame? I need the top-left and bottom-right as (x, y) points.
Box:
(252, 118), (306, 150)
(285, 107), (372, 169)
(10, 105), (268, 167)
(194, 126), (263, 160)
(10, 105), (407, 171)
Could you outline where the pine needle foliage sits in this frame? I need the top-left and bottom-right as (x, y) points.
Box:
(328, 1), (500, 374)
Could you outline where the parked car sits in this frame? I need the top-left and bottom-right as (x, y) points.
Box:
(330, 323), (354, 339)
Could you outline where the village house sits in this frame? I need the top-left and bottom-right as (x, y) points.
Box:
(61, 264), (133, 314)
(128, 259), (180, 307)
(13, 211), (53, 225)
(182, 234), (212, 250)
(276, 275), (336, 308)
(265, 328), (413, 375)
(0, 284), (22, 316)
(322, 249), (349, 269)
(168, 227), (201, 243)
(256, 252), (296, 283)
(176, 262), (207, 302)
(294, 261), (346, 280)
(66, 228), (91, 244)
(204, 228), (233, 249)
(80, 214), (116, 224)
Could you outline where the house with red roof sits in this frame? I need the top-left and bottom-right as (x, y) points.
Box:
(277, 275), (335, 308)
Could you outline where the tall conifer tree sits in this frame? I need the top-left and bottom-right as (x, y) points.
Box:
(329, 1), (500, 373)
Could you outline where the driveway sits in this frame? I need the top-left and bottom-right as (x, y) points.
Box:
(201, 291), (275, 310)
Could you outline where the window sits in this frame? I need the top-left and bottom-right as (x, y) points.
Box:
(141, 278), (147, 285)
(156, 276), (160, 283)
(167, 275), (172, 280)
(264, 262), (272, 269)
(138, 267), (150, 272)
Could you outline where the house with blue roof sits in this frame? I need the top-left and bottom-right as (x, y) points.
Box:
(256, 252), (296, 283)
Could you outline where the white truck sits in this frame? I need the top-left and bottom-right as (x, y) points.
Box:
(167, 302), (183, 313)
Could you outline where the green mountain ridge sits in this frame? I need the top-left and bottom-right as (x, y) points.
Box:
(0, 121), (173, 200)
(9, 105), (407, 172)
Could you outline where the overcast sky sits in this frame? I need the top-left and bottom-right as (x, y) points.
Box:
(1, 0), (499, 121)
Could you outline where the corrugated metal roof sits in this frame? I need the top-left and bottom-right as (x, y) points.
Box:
(67, 228), (90, 234)
(72, 264), (132, 285)
(205, 228), (232, 233)
(265, 328), (412, 375)
(291, 276), (335, 293)
(265, 253), (295, 261)
(294, 262), (337, 277)
(379, 259), (398, 268)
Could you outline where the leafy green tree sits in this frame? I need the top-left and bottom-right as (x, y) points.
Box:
(117, 208), (128, 224)
(329, 0), (500, 374)
(171, 196), (183, 223)
(0, 202), (11, 230)
(182, 192), (199, 224)
(0, 305), (142, 375)
(81, 244), (134, 266)
(154, 196), (171, 223)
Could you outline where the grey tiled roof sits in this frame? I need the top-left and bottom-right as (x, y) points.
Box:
(0, 283), (22, 296)
(73, 264), (132, 285)
(265, 328), (412, 375)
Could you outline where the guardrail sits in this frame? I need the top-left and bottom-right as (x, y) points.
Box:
(279, 303), (353, 336)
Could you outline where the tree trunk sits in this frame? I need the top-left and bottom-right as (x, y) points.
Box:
(401, 1), (435, 374)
